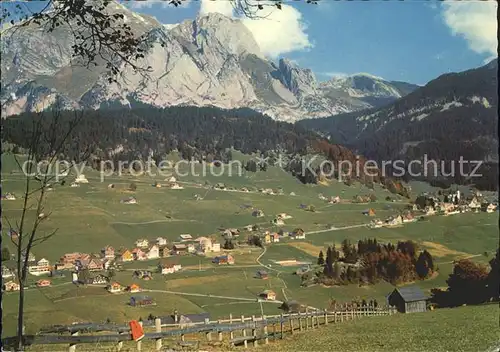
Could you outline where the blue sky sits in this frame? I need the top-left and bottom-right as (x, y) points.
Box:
(2, 0), (497, 85)
(124, 0), (497, 85)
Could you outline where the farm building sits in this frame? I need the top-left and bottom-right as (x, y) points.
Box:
(213, 254), (234, 265)
(107, 282), (123, 293)
(4, 281), (20, 291)
(271, 218), (285, 226)
(130, 295), (155, 307)
(2, 193), (16, 200)
(74, 174), (89, 183)
(121, 196), (137, 204)
(121, 250), (134, 262)
(179, 234), (193, 242)
(127, 284), (141, 293)
(259, 290), (276, 301)
(362, 209), (376, 216)
(2, 267), (14, 279)
(387, 286), (427, 313)
(172, 244), (189, 255)
(88, 274), (109, 285)
(36, 279), (51, 287)
(290, 228), (305, 240)
(252, 210), (265, 217)
(255, 270), (268, 279)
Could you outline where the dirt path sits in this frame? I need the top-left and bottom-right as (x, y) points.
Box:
(144, 289), (283, 304)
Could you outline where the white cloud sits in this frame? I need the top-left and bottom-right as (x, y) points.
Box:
(126, 0), (191, 10)
(198, 0), (312, 58)
(442, 1), (497, 61)
(199, 0), (234, 17)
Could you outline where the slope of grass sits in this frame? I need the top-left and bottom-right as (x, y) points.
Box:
(258, 305), (500, 352)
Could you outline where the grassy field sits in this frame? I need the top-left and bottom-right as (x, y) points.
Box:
(1, 152), (498, 338)
(258, 304), (500, 352)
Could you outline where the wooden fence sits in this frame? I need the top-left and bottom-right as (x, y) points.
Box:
(2, 306), (397, 351)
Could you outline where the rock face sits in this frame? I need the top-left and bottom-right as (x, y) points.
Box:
(1, 3), (417, 121)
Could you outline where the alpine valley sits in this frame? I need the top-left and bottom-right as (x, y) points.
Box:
(0, 2), (419, 121)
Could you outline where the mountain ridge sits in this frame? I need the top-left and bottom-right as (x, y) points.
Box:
(0, 4), (418, 121)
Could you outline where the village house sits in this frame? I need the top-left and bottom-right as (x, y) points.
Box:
(102, 258), (113, 270)
(28, 258), (51, 275)
(369, 219), (384, 229)
(8, 228), (19, 242)
(252, 209), (265, 217)
(107, 282), (123, 293)
(271, 232), (280, 243)
(2, 266), (14, 279)
(243, 225), (254, 232)
(290, 228), (305, 240)
(468, 197), (481, 212)
(121, 249), (134, 262)
(130, 295), (155, 307)
(484, 203), (497, 213)
(158, 263), (182, 275)
(271, 218), (285, 226)
(402, 213), (416, 223)
(213, 254), (235, 265)
(259, 290), (276, 301)
(59, 252), (90, 268)
(88, 274), (109, 285)
(127, 284), (141, 293)
(386, 215), (404, 226)
(147, 245), (160, 260)
(179, 234), (193, 242)
(36, 279), (51, 287)
(76, 257), (104, 272)
(223, 228), (240, 238)
(172, 244), (189, 255)
(264, 232), (272, 244)
(170, 183), (184, 190)
(133, 270), (153, 280)
(196, 237), (213, 253)
(424, 206), (436, 216)
(74, 174), (89, 184)
(277, 213), (292, 220)
(101, 246), (115, 260)
(329, 196), (341, 204)
(21, 251), (36, 263)
(362, 208), (376, 216)
(132, 248), (148, 261)
(289, 192), (296, 196)
(156, 237), (168, 246)
(121, 196), (137, 204)
(2, 192), (16, 200)
(135, 239), (149, 248)
(4, 281), (20, 291)
(255, 270), (269, 280)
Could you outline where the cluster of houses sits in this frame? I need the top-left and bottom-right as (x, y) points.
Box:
(414, 190), (497, 216)
(212, 183), (296, 196)
(1, 192), (16, 200)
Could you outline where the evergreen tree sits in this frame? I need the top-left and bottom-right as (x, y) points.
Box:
(324, 247), (334, 277)
(1, 247), (11, 261)
(317, 250), (325, 266)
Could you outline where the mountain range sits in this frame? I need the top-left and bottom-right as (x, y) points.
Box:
(0, 2), (419, 121)
(300, 58), (498, 189)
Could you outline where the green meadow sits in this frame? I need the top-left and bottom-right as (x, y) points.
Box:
(1, 152), (498, 337)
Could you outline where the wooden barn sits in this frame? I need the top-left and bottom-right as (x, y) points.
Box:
(387, 286), (427, 313)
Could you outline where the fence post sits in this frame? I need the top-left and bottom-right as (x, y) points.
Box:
(251, 316), (258, 347)
(298, 312), (303, 331)
(324, 309), (328, 325)
(263, 315), (269, 345)
(155, 318), (162, 351)
(205, 318), (212, 342)
(280, 313), (284, 339)
(218, 319), (223, 342)
(290, 314), (295, 335)
(137, 321), (143, 351)
(305, 307), (309, 329)
(241, 315), (247, 348)
(68, 331), (78, 352)
(229, 314), (234, 340)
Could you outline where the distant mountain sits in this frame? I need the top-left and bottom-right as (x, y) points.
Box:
(299, 59), (499, 190)
(0, 3), (417, 121)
